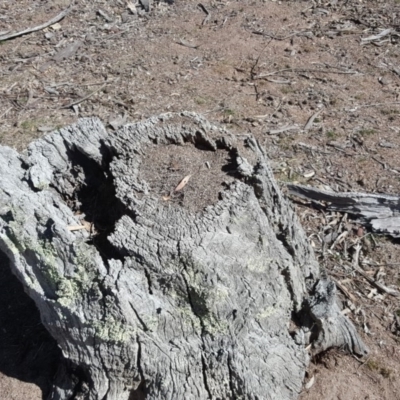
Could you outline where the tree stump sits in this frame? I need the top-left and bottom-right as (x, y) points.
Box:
(0, 113), (367, 399)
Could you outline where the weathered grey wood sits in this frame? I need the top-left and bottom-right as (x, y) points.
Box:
(0, 113), (367, 400)
(287, 183), (400, 238)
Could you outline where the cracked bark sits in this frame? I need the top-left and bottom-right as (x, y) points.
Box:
(0, 113), (367, 399)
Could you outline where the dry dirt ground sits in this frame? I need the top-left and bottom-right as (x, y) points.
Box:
(1, 0), (400, 399)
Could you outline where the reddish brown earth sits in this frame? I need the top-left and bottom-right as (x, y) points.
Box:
(1, 0), (400, 399)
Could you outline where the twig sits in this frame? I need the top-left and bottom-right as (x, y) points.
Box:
(60, 82), (107, 109)
(361, 29), (392, 43)
(268, 125), (299, 135)
(354, 264), (400, 297)
(254, 67), (360, 80)
(0, 6), (72, 42)
(371, 156), (387, 169)
(351, 243), (400, 297)
(176, 39), (200, 49)
(0, 107), (12, 120)
(295, 142), (331, 155)
(266, 77), (292, 84)
(304, 108), (324, 131)
(198, 3), (211, 25)
(352, 243), (362, 269)
(252, 30), (312, 41)
(250, 39), (273, 79)
(331, 276), (357, 302)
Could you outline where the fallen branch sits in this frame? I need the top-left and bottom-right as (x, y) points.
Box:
(287, 183), (400, 238)
(0, 5), (72, 42)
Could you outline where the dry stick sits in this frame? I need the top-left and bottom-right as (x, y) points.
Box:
(176, 39), (200, 49)
(254, 67), (360, 79)
(198, 3), (211, 25)
(0, 107), (12, 120)
(352, 243), (400, 297)
(60, 82), (107, 109)
(252, 30), (310, 41)
(0, 5), (72, 42)
(331, 276), (357, 302)
(250, 38), (274, 79)
(304, 108), (324, 131)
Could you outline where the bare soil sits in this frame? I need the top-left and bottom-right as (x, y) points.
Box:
(1, 0), (400, 399)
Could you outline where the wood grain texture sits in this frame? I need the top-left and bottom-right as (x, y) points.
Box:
(0, 113), (367, 399)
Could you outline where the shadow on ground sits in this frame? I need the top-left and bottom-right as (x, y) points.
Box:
(0, 250), (61, 399)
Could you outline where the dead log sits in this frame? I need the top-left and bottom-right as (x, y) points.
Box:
(0, 113), (367, 399)
(287, 183), (400, 238)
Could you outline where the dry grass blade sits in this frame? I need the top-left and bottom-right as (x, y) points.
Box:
(174, 174), (191, 191)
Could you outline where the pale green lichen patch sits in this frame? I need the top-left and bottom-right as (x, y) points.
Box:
(177, 305), (202, 332)
(7, 223), (62, 291)
(56, 243), (103, 305)
(256, 306), (277, 320)
(5, 215), (102, 306)
(56, 279), (79, 307)
(179, 255), (230, 335)
(92, 315), (133, 343)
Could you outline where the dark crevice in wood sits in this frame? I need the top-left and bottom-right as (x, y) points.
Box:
(227, 354), (236, 400)
(143, 268), (154, 295)
(59, 142), (127, 263)
(200, 354), (212, 400)
(130, 335), (147, 400)
(68, 364), (91, 400)
(130, 305), (149, 332)
(280, 266), (298, 310)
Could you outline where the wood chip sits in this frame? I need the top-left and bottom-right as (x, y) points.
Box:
(305, 375), (315, 390)
(97, 9), (113, 23)
(174, 175), (191, 192)
(53, 40), (82, 62)
(127, 2), (137, 14)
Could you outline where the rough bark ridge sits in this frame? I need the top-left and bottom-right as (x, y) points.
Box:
(0, 113), (367, 400)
